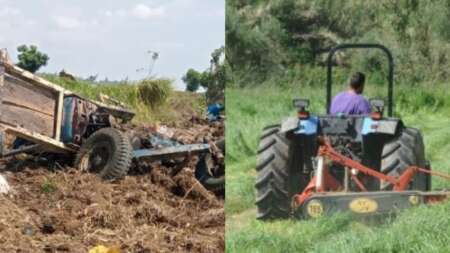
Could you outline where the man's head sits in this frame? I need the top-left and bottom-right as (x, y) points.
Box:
(349, 72), (365, 94)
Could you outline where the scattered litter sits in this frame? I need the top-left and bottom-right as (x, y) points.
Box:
(0, 174), (10, 194)
(22, 225), (33, 236)
(88, 245), (120, 253)
(156, 125), (175, 138)
(149, 133), (180, 148)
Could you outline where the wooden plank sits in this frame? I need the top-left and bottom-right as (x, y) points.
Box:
(2, 60), (65, 93)
(54, 91), (64, 141)
(0, 69), (59, 138)
(3, 73), (56, 116)
(1, 54), (135, 122)
(0, 103), (54, 136)
(5, 127), (75, 154)
(1, 100), (53, 117)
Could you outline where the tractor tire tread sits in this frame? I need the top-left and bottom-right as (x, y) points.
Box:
(381, 127), (427, 190)
(255, 125), (304, 220)
(75, 128), (133, 181)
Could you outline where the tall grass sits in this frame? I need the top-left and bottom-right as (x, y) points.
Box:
(226, 83), (450, 252)
(137, 79), (172, 108)
(41, 74), (205, 124)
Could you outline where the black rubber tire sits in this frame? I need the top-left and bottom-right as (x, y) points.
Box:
(381, 127), (428, 190)
(255, 124), (304, 220)
(195, 139), (225, 194)
(75, 128), (133, 181)
(216, 139), (225, 152)
(200, 172), (225, 193)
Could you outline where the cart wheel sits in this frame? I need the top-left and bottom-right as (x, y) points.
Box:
(195, 139), (225, 195)
(75, 128), (132, 180)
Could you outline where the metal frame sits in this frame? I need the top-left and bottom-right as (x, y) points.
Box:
(294, 139), (450, 217)
(133, 143), (210, 161)
(326, 43), (394, 116)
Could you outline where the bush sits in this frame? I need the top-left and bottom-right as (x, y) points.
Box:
(137, 79), (173, 108)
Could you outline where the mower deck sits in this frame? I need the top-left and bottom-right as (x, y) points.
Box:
(296, 190), (450, 219)
(293, 140), (450, 219)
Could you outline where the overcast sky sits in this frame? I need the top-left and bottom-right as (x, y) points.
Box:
(0, 0), (224, 89)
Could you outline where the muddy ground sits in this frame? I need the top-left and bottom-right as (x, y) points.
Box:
(0, 118), (224, 253)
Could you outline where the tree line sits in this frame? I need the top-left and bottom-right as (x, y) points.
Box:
(226, 0), (450, 87)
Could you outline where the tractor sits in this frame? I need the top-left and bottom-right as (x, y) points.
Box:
(255, 44), (450, 220)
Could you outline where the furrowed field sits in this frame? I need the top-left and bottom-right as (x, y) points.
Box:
(225, 83), (450, 253)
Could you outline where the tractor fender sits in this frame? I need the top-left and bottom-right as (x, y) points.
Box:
(280, 117), (299, 135)
(361, 117), (401, 135)
(295, 116), (319, 135)
(280, 116), (319, 136)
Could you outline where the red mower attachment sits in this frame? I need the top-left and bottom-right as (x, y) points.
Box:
(293, 139), (450, 219)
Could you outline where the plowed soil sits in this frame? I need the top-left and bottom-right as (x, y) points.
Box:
(0, 119), (224, 253)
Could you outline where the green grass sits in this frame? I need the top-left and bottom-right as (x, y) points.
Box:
(226, 84), (450, 252)
(40, 180), (57, 194)
(41, 75), (205, 124)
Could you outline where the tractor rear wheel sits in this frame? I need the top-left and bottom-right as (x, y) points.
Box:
(75, 128), (133, 181)
(255, 124), (306, 220)
(381, 127), (429, 191)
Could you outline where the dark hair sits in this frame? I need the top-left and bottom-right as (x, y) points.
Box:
(349, 72), (365, 90)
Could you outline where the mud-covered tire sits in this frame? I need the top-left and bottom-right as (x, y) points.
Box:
(215, 139), (225, 152)
(199, 172), (224, 193)
(255, 124), (305, 220)
(381, 127), (428, 190)
(195, 139), (225, 194)
(75, 128), (133, 181)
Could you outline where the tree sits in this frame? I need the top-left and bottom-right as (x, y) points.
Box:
(16, 45), (49, 73)
(183, 68), (203, 92)
(182, 47), (227, 103)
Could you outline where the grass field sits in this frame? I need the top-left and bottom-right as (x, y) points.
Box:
(226, 84), (450, 252)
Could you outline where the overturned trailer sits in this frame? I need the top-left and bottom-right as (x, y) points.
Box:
(0, 50), (224, 192)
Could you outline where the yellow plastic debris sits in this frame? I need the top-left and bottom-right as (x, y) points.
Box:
(88, 245), (120, 253)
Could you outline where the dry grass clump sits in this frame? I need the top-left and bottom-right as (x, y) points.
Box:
(137, 79), (173, 108)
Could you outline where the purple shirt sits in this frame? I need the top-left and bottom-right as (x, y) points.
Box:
(330, 91), (371, 115)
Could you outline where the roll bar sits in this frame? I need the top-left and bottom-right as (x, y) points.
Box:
(326, 44), (394, 116)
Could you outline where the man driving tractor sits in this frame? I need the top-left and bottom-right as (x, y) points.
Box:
(330, 72), (371, 115)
